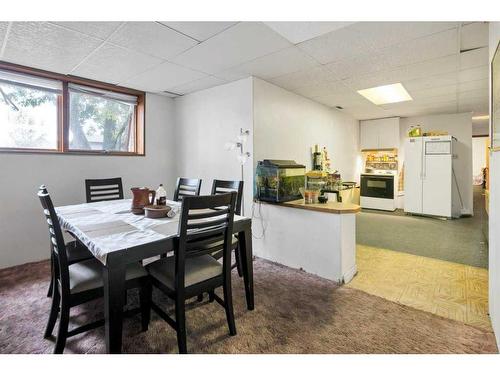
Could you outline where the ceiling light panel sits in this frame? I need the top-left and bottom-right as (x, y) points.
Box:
(472, 115), (489, 120)
(357, 83), (413, 105)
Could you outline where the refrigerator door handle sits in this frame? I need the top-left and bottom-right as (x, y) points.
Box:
(422, 145), (426, 180)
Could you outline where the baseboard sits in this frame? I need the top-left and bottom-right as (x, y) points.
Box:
(342, 264), (358, 284)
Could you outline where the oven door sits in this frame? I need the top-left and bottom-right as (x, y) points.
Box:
(360, 175), (394, 199)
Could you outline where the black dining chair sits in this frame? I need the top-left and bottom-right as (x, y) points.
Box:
(38, 185), (151, 354)
(146, 192), (238, 354)
(85, 177), (124, 203)
(173, 177), (202, 202)
(211, 179), (244, 276)
(45, 183), (94, 298)
(211, 180), (243, 215)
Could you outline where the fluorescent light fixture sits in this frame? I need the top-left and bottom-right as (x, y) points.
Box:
(472, 115), (489, 120)
(357, 83), (413, 105)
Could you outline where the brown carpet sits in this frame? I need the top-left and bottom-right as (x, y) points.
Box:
(0, 258), (497, 354)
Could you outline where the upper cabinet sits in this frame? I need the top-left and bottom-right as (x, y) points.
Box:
(360, 117), (400, 150)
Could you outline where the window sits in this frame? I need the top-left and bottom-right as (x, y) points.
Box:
(0, 63), (145, 155)
(68, 84), (138, 153)
(0, 70), (62, 150)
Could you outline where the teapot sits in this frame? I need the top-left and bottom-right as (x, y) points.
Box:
(131, 187), (156, 215)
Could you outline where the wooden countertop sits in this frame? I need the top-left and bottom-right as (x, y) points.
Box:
(261, 199), (361, 214)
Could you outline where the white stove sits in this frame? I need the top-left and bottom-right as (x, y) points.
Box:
(360, 171), (397, 211)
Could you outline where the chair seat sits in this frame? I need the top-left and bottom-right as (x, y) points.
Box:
(66, 241), (93, 264)
(68, 259), (148, 294)
(146, 255), (222, 290)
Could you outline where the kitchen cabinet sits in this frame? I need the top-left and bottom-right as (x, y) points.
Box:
(360, 117), (400, 150)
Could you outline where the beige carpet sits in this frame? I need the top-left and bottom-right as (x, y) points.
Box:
(0, 258), (497, 354)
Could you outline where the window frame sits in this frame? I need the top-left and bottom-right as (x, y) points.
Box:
(0, 61), (146, 156)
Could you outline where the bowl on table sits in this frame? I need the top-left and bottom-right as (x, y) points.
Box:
(144, 205), (171, 219)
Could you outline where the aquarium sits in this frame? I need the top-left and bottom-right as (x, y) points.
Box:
(255, 160), (305, 203)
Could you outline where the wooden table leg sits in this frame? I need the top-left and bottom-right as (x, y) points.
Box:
(103, 262), (126, 354)
(238, 226), (254, 310)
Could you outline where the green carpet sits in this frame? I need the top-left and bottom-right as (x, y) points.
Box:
(356, 186), (489, 268)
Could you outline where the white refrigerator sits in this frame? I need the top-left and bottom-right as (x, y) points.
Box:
(404, 136), (461, 218)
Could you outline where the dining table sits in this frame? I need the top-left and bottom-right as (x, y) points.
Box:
(55, 198), (254, 354)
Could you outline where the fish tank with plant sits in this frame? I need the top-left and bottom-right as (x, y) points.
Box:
(255, 160), (306, 203)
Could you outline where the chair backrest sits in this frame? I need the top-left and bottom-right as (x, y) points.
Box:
(85, 177), (124, 203)
(175, 192), (237, 290)
(173, 177), (202, 202)
(211, 179), (244, 215)
(38, 185), (71, 295)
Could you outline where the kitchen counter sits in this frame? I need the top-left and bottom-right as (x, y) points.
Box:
(279, 199), (360, 214)
(253, 198), (359, 284)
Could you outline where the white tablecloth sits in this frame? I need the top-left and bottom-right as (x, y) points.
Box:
(56, 199), (244, 264)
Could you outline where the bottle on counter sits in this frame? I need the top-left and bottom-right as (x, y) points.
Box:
(156, 184), (167, 206)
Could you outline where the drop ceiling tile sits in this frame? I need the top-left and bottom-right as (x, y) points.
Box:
(346, 54), (458, 90)
(459, 79), (488, 92)
(160, 22), (237, 42)
(459, 66), (488, 82)
(313, 93), (371, 108)
(0, 22), (9, 45)
(225, 46), (318, 80)
(72, 43), (163, 84)
(349, 22), (458, 50)
(264, 22), (354, 44)
(395, 54), (458, 82)
(212, 69), (249, 82)
(293, 81), (353, 99)
(50, 22), (122, 40)
(341, 104), (389, 120)
(458, 89), (488, 101)
(169, 75), (227, 95)
(459, 101), (488, 113)
(297, 26), (371, 64)
(459, 47), (488, 69)
(403, 72), (457, 91)
(413, 94), (458, 105)
(384, 100), (458, 115)
(2, 22), (102, 74)
(461, 22), (489, 50)
(109, 22), (198, 60)
(342, 58), (457, 92)
(172, 22), (291, 73)
(409, 84), (458, 99)
(325, 52), (390, 80)
(342, 72), (396, 91)
(382, 28), (458, 68)
(270, 65), (338, 92)
(123, 61), (207, 92)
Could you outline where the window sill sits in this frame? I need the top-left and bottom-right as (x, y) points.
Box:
(0, 148), (145, 157)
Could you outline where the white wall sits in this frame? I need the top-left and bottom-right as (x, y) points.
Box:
(473, 121), (490, 136)
(0, 93), (176, 269)
(472, 137), (488, 181)
(173, 78), (254, 215)
(488, 21), (500, 349)
(399, 113), (474, 215)
(253, 78), (360, 183)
